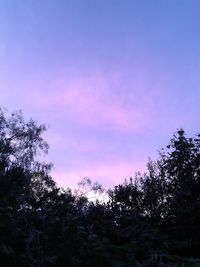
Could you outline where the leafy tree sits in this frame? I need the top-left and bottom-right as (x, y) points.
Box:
(107, 129), (200, 265)
(159, 129), (200, 257)
(0, 109), (55, 266)
(1, 108), (200, 267)
(0, 108), (55, 202)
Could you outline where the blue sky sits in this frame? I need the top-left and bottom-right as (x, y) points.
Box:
(0, 0), (200, 188)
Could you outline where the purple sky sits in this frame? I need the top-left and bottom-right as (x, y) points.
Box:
(1, 0), (200, 189)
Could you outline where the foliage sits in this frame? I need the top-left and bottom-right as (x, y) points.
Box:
(0, 109), (200, 266)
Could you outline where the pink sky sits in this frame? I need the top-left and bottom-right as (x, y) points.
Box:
(0, 1), (200, 189)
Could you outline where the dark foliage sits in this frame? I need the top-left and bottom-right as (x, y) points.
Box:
(0, 109), (200, 266)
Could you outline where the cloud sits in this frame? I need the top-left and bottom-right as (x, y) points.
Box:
(51, 158), (147, 189)
(31, 73), (152, 132)
(45, 131), (99, 152)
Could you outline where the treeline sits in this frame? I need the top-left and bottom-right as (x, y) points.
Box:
(0, 109), (200, 266)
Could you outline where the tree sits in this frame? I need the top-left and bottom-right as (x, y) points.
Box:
(0, 108), (55, 201)
(0, 108), (55, 266)
(1, 108), (200, 267)
(107, 129), (200, 264)
(158, 129), (200, 257)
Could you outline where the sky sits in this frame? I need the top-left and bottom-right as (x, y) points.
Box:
(0, 0), (200, 189)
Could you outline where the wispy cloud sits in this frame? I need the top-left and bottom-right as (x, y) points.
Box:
(46, 131), (99, 152)
(51, 158), (147, 189)
(31, 73), (153, 132)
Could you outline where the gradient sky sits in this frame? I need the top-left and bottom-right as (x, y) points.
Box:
(0, 0), (200, 189)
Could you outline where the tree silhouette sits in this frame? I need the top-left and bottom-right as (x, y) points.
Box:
(1, 108), (200, 266)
